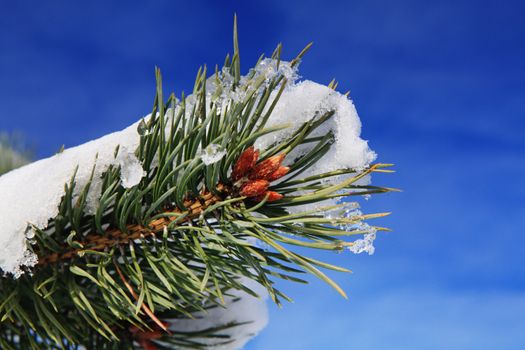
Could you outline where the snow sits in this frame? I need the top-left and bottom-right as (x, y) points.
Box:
(118, 148), (146, 188)
(205, 59), (299, 107)
(200, 143), (227, 165)
(256, 80), (376, 177)
(333, 205), (378, 254)
(0, 120), (145, 277)
(166, 278), (269, 350)
(348, 231), (377, 255)
(253, 58), (300, 85)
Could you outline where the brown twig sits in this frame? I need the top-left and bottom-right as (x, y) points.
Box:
(37, 185), (226, 265)
(113, 262), (171, 335)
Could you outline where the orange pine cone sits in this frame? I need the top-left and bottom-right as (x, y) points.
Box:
(267, 166), (290, 181)
(248, 154), (286, 180)
(232, 146), (259, 181)
(253, 191), (283, 202)
(240, 179), (270, 197)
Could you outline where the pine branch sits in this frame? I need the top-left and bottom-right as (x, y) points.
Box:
(37, 184), (228, 265)
(0, 20), (395, 350)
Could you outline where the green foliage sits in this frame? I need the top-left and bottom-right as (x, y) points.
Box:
(0, 134), (30, 176)
(0, 22), (394, 349)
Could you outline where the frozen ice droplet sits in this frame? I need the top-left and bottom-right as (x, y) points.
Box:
(25, 227), (36, 239)
(200, 144), (227, 165)
(137, 119), (148, 136)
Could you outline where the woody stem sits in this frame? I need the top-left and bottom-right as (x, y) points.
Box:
(37, 186), (226, 265)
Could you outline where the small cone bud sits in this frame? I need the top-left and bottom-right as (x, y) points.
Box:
(141, 330), (163, 340)
(131, 322), (168, 350)
(249, 153), (286, 180)
(267, 166), (290, 181)
(240, 180), (269, 197)
(253, 191), (283, 202)
(232, 146), (259, 181)
(129, 325), (140, 334)
(139, 340), (158, 350)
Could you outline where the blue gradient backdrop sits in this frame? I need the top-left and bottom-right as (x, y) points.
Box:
(1, 1), (524, 349)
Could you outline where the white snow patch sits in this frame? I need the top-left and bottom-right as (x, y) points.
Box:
(166, 278), (269, 350)
(0, 120), (145, 276)
(256, 80), (376, 175)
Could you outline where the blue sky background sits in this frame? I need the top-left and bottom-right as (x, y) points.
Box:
(1, 1), (524, 349)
